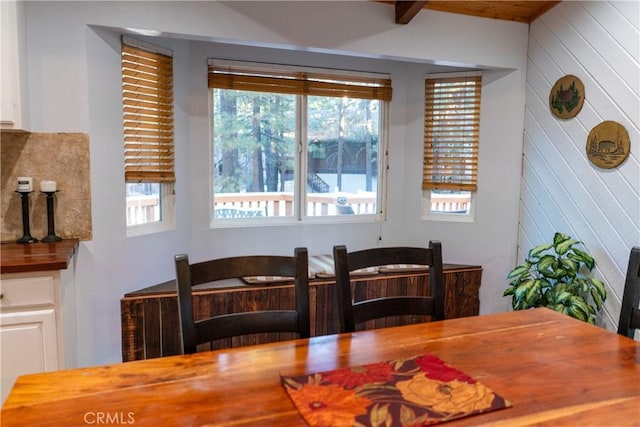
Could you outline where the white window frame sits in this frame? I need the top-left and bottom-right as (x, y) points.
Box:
(122, 36), (176, 237)
(208, 60), (389, 228)
(421, 71), (481, 222)
(126, 182), (176, 237)
(423, 190), (476, 222)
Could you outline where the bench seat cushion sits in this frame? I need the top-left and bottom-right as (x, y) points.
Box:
(309, 254), (379, 278)
(241, 254), (429, 284)
(378, 264), (430, 273)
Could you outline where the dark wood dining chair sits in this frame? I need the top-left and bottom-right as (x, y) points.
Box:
(174, 247), (310, 354)
(618, 246), (640, 338)
(333, 241), (445, 333)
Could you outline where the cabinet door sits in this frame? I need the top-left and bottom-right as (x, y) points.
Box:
(1, 308), (58, 404)
(0, 0), (21, 129)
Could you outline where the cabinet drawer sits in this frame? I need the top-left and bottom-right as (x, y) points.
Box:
(0, 276), (55, 309)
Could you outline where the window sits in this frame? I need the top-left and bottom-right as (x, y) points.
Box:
(422, 72), (481, 220)
(209, 60), (391, 224)
(121, 37), (175, 234)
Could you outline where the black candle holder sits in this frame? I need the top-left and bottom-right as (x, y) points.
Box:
(41, 191), (62, 242)
(15, 191), (38, 244)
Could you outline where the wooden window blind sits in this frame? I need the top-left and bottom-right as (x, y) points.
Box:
(122, 38), (175, 183)
(208, 63), (392, 101)
(423, 74), (481, 192)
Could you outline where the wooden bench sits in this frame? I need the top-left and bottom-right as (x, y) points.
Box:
(120, 262), (482, 361)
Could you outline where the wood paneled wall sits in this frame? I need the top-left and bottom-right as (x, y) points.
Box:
(523, 1), (639, 330)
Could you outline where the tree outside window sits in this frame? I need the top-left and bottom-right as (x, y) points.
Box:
(210, 61), (390, 222)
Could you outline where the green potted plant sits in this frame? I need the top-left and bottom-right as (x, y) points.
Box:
(504, 232), (607, 324)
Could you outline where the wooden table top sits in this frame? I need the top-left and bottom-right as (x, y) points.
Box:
(0, 239), (78, 274)
(2, 308), (638, 426)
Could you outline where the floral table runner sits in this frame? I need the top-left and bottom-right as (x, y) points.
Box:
(281, 354), (511, 426)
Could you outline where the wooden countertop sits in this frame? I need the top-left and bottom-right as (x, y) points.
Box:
(0, 239), (79, 274)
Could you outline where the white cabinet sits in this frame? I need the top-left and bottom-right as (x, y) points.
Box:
(1, 0), (25, 130)
(0, 272), (64, 404)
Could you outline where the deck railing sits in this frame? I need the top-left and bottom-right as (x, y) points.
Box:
(213, 192), (378, 217)
(126, 195), (160, 226)
(430, 194), (470, 213)
(126, 192), (470, 225)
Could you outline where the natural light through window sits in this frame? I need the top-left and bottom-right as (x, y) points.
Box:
(121, 37), (175, 235)
(209, 60), (390, 224)
(423, 72), (481, 221)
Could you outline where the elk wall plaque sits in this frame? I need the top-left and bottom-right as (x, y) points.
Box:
(586, 121), (630, 169)
(549, 75), (584, 119)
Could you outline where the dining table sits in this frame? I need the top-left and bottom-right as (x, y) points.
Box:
(2, 307), (639, 426)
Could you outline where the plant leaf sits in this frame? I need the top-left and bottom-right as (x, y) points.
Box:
(506, 264), (530, 279)
(559, 258), (579, 274)
(537, 254), (557, 273)
(538, 268), (560, 279)
(567, 296), (591, 322)
(553, 232), (571, 246)
(529, 243), (553, 259)
(568, 305), (588, 322)
(554, 290), (573, 304)
(590, 287), (604, 310)
(572, 277), (588, 294)
(527, 279), (544, 304)
(539, 278), (553, 289)
(566, 252), (583, 263)
(570, 247), (595, 270)
(589, 278), (607, 308)
(512, 279), (533, 300)
(555, 239), (579, 255)
(510, 279), (542, 309)
(555, 239), (580, 255)
(518, 279), (543, 308)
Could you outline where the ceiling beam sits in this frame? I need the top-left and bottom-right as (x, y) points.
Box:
(395, 1), (428, 24)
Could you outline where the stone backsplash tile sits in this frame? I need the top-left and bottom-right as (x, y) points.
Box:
(1, 132), (92, 241)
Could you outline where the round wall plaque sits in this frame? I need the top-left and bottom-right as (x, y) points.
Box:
(586, 121), (630, 169)
(549, 74), (585, 119)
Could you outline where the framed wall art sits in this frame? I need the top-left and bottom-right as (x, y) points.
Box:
(586, 121), (630, 169)
(549, 74), (585, 119)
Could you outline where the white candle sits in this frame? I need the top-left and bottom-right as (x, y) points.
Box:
(40, 180), (57, 192)
(17, 177), (32, 192)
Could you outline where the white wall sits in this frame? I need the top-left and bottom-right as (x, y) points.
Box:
(21, 1), (529, 366)
(523, 0), (640, 331)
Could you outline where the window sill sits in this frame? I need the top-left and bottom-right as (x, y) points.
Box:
(422, 212), (475, 223)
(209, 214), (383, 229)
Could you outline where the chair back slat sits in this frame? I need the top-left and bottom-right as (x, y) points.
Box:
(347, 247), (434, 272)
(195, 311), (301, 340)
(189, 255), (297, 285)
(353, 297), (434, 325)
